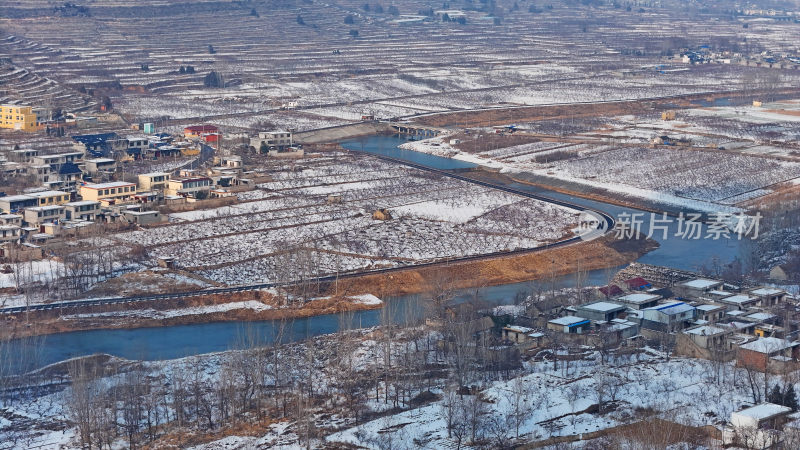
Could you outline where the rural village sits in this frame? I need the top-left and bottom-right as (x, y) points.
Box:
(2, 0), (800, 449)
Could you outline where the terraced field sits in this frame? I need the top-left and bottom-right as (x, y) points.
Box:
(2, 0), (798, 128)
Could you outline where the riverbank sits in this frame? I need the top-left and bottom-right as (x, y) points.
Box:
(1, 233), (655, 340)
(321, 233), (657, 299)
(0, 292), (383, 340)
(293, 121), (392, 144)
(468, 169), (669, 215)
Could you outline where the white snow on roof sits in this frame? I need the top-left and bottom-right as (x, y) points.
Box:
(686, 325), (726, 335)
(618, 293), (660, 303)
(82, 181), (136, 189)
(721, 294), (757, 304)
(746, 312), (774, 321)
(580, 301), (625, 312)
(681, 279), (721, 289)
(739, 337), (796, 354)
(708, 290), (732, 296)
(734, 403), (792, 420)
(751, 288), (784, 296)
(549, 316), (588, 326)
(696, 304), (724, 311)
(504, 325), (534, 333)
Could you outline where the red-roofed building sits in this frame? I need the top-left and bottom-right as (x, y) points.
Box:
(625, 277), (652, 291)
(184, 125), (219, 139)
(598, 284), (624, 298)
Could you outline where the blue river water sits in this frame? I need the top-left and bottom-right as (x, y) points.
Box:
(8, 134), (746, 371)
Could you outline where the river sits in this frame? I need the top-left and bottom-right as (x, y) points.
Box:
(7, 134), (746, 372)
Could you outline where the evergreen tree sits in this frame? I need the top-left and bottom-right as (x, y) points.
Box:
(259, 142), (269, 154)
(785, 385), (798, 411)
(769, 384), (783, 405)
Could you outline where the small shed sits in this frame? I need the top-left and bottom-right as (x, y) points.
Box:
(372, 209), (392, 220)
(157, 257), (176, 269)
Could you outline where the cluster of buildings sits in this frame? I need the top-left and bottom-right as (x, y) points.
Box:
(0, 151), (264, 254)
(494, 275), (796, 368)
(675, 47), (800, 70)
(1, 104), (99, 132)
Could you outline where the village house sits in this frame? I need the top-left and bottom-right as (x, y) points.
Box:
(682, 324), (731, 352)
(0, 214), (22, 226)
(695, 303), (726, 322)
(83, 158), (117, 177)
(0, 224), (21, 244)
(593, 318), (640, 345)
(718, 294), (760, 310)
(1, 104), (39, 131)
(722, 403), (793, 449)
(121, 209), (163, 225)
(597, 284), (624, 299)
(737, 337), (799, 372)
(615, 292), (661, 310)
(0, 194), (39, 213)
(575, 301), (627, 322)
(79, 181), (137, 205)
(624, 277), (652, 291)
(137, 172), (170, 191)
(547, 316), (591, 334)
(250, 131), (293, 151)
(641, 301), (696, 332)
(165, 177), (213, 198)
(184, 125), (219, 140)
(32, 152), (83, 173)
(28, 190), (71, 207)
(750, 287), (787, 308)
(64, 200), (101, 221)
(502, 325), (535, 344)
(23, 205), (66, 228)
(675, 278), (723, 299)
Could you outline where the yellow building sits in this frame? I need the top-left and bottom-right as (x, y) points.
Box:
(29, 190), (71, 206)
(80, 181), (137, 205)
(138, 172), (169, 191)
(1, 105), (38, 131)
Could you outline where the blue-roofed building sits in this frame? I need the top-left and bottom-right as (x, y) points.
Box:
(72, 132), (121, 158)
(547, 316), (591, 334)
(642, 301), (696, 332)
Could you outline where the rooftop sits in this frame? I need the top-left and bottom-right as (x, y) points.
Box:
(746, 312), (775, 322)
(681, 278), (721, 289)
(65, 200), (100, 206)
(580, 301), (626, 312)
(739, 337), (796, 354)
(549, 315), (590, 326)
(734, 403), (792, 421)
(645, 301), (694, 315)
(504, 325), (534, 333)
(751, 287), (784, 296)
(685, 325), (727, 336)
(29, 190), (69, 198)
(81, 181), (136, 189)
(618, 293), (660, 304)
(720, 294), (757, 304)
(696, 303), (724, 311)
(26, 205), (64, 211)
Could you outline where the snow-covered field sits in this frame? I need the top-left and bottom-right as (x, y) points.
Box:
(327, 351), (761, 449)
(111, 153), (577, 286)
(400, 110), (800, 213)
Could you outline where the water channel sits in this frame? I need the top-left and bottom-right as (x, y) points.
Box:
(7, 134), (746, 371)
